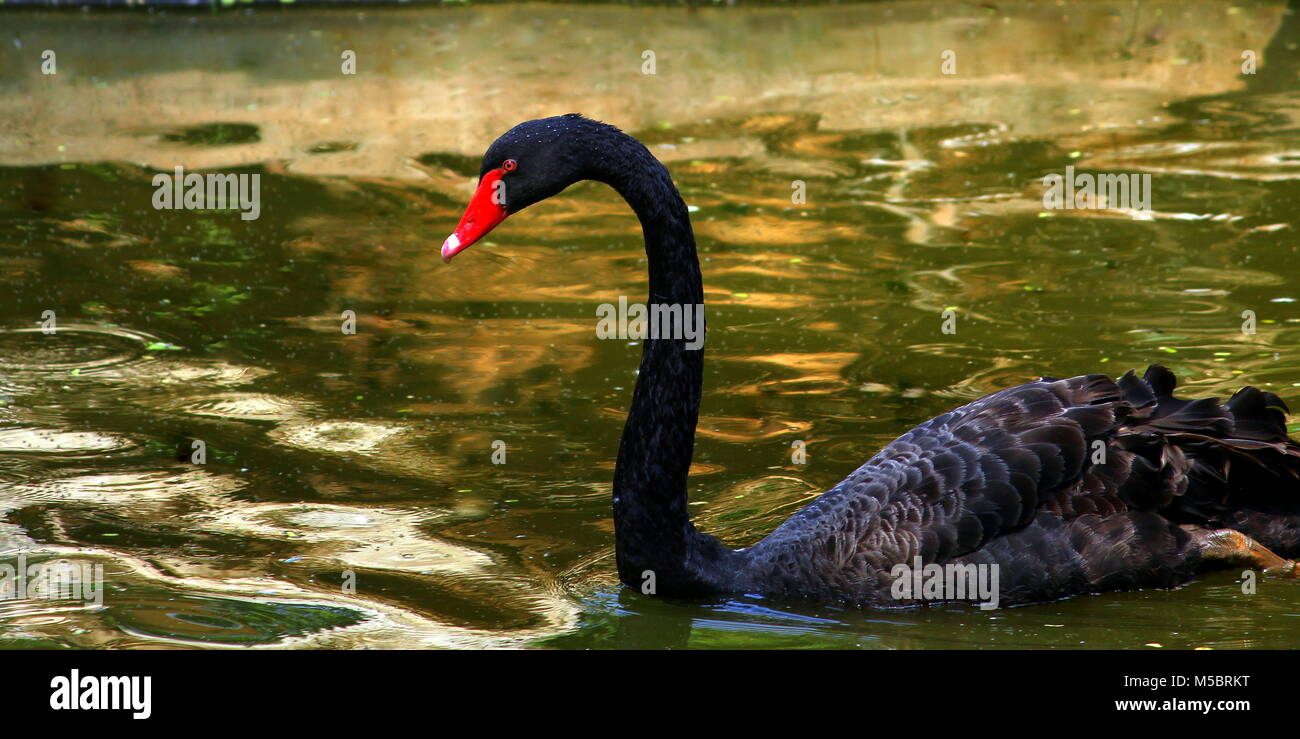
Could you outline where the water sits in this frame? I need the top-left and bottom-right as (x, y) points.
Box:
(1, 2), (1299, 649)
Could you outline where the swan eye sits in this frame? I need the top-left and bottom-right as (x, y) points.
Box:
(502, 159), (518, 172)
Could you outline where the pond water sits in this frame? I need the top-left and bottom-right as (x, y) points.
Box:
(2, 1), (1299, 649)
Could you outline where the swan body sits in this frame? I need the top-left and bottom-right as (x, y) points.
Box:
(442, 115), (1300, 607)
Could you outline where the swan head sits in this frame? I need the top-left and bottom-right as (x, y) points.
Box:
(441, 114), (610, 262)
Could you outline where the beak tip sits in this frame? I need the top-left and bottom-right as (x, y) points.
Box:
(440, 234), (460, 263)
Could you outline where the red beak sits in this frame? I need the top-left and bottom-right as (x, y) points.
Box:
(441, 167), (509, 263)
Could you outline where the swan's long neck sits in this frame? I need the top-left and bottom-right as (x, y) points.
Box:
(598, 137), (736, 595)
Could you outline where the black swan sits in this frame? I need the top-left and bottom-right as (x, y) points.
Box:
(440, 114), (1300, 608)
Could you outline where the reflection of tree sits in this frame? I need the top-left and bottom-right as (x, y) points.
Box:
(1245, 0), (1300, 94)
(1165, 0), (1300, 126)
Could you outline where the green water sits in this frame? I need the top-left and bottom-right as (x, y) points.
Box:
(1, 2), (1299, 649)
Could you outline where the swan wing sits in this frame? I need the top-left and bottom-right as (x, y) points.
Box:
(741, 365), (1300, 598)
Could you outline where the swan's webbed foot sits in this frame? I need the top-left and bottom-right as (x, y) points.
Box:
(1187, 526), (1300, 579)
(1266, 561), (1300, 578)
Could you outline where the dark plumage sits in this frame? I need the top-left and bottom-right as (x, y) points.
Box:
(444, 115), (1300, 608)
(736, 367), (1300, 606)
